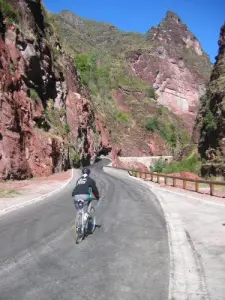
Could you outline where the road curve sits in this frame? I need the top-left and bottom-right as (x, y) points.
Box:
(0, 161), (169, 300)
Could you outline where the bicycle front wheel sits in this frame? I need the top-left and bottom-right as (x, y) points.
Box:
(74, 211), (84, 244)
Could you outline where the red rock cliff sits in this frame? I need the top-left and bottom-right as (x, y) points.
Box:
(0, 0), (113, 180)
(126, 11), (212, 132)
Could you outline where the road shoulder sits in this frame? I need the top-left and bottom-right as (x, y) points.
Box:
(104, 167), (225, 300)
(130, 174), (225, 300)
(0, 169), (75, 216)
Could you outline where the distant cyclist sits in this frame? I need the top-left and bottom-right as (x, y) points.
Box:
(72, 167), (100, 213)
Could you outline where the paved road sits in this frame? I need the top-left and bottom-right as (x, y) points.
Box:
(0, 160), (169, 300)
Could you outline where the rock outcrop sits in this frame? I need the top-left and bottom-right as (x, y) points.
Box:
(197, 23), (225, 178)
(0, 0), (112, 180)
(127, 11), (212, 131)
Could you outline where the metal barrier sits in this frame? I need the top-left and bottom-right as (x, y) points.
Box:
(107, 166), (225, 197)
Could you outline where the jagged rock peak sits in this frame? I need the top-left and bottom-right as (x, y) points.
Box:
(58, 10), (83, 26)
(218, 23), (225, 47)
(165, 10), (182, 23)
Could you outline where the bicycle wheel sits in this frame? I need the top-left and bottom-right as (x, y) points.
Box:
(74, 211), (84, 244)
(88, 207), (96, 234)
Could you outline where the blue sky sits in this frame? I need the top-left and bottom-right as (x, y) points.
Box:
(43, 0), (225, 63)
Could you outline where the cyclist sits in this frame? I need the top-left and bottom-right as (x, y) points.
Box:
(72, 167), (100, 214)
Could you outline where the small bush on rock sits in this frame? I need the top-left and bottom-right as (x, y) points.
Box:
(150, 157), (167, 173)
(0, 0), (18, 24)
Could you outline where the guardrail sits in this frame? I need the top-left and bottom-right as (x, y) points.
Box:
(107, 166), (225, 197)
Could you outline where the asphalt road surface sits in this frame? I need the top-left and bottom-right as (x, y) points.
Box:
(0, 160), (169, 300)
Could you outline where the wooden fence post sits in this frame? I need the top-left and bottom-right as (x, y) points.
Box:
(157, 174), (159, 183)
(173, 178), (176, 187)
(195, 181), (199, 193)
(183, 180), (186, 189)
(210, 183), (214, 196)
(164, 176), (167, 185)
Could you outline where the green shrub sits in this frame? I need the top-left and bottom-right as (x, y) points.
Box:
(48, 98), (54, 109)
(117, 111), (131, 123)
(145, 117), (158, 132)
(146, 116), (179, 148)
(69, 146), (80, 166)
(156, 107), (163, 115)
(146, 86), (157, 99)
(200, 94), (207, 106)
(0, 0), (18, 24)
(150, 157), (167, 173)
(203, 111), (217, 133)
(29, 88), (39, 100)
(64, 123), (71, 134)
(74, 54), (90, 75)
(162, 151), (202, 174)
(159, 124), (177, 148)
(74, 53), (111, 93)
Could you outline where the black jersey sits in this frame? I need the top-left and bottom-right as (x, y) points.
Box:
(72, 175), (100, 199)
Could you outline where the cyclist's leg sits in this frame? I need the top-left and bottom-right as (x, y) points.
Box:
(87, 199), (92, 214)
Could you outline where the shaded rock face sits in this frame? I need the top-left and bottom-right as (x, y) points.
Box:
(127, 11), (212, 131)
(197, 23), (225, 178)
(0, 0), (112, 180)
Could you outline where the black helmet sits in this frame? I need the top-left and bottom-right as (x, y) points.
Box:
(82, 167), (90, 175)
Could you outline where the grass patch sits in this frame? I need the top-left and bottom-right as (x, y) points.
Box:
(145, 106), (190, 149)
(63, 123), (71, 134)
(145, 116), (177, 148)
(0, 0), (18, 24)
(116, 111), (131, 123)
(0, 189), (20, 198)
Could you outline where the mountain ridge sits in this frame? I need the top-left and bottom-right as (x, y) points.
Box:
(0, 1), (214, 179)
(52, 8), (212, 157)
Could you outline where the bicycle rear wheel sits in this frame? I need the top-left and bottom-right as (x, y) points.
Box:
(74, 211), (84, 244)
(88, 207), (96, 234)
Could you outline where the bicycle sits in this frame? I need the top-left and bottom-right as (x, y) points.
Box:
(74, 197), (100, 244)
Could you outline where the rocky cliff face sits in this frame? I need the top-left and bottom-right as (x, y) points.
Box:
(55, 9), (212, 157)
(197, 23), (225, 178)
(127, 11), (212, 131)
(0, 0), (112, 180)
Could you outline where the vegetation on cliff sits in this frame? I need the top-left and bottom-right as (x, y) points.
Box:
(197, 23), (225, 178)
